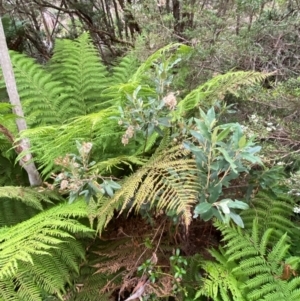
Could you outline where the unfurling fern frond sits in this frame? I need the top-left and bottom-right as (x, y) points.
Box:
(0, 200), (93, 301)
(49, 32), (110, 115)
(96, 143), (199, 232)
(177, 71), (271, 115)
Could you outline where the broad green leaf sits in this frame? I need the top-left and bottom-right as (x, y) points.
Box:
(241, 153), (262, 164)
(218, 202), (230, 214)
(194, 202), (212, 215)
(246, 145), (261, 154)
(190, 130), (206, 144)
(200, 208), (214, 221)
(216, 126), (231, 142)
(194, 119), (210, 139)
(208, 183), (222, 203)
(206, 107), (216, 127)
(217, 148), (237, 173)
(238, 135), (246, 148)
(211, 127), (219, 144)
(229, 211), (245, 228)
(228, 200), (249, 210)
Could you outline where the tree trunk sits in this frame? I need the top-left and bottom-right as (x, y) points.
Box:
(0, 18), (42, 186)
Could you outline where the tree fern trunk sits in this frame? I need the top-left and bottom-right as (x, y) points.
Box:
(0, 18), (42, 186)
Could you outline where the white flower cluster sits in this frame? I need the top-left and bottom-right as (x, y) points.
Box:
(293, 206), (300, 214)
(266, 122), (276, 132)
(240, 124), (254, 138)
(250, 114), (259, 123)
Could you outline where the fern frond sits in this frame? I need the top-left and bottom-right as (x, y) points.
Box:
(201, 219), (300, 301)
(197, 259), (245, 301)
(177, 71), (271, 115)
(110, 55), (139, 84)
(5, 51), (66, 126)
(94, 194), (123, 233)
(0, 186), (62, 226)
(49, 32), (110, 115)
(100, 144), (199, 229)
(130, 43), (191, 82)
(94, 155), (147, 173)
(241, 191), (296, 240)
(19, 107), (124, 176)
(0, 186), (60, 210)
(0, 200), (93, 280)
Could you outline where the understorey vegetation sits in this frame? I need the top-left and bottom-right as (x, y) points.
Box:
(1, 1), (300, 300)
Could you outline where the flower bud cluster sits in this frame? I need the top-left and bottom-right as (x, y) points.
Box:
(122, 125), (135, 146)
(163, 92), (177, 110)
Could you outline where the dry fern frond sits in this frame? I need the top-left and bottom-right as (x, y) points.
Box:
(105, 144), (199, 227)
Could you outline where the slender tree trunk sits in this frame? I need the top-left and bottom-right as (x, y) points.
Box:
(0, 18), (42, 186)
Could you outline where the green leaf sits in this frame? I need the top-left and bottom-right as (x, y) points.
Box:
(216, 126), (231, 142)
(217, 148), (237, 173)
(206, 107), (216, 127)
(238, 135), (246, 148)
(228, 199), (249, 210)
(229, 211), (245, 228)
(108, 180), (121, 189)
(218, 202), (230, 214)
(200, 208), (214, 221)
(208, 183), (222, 203)
(190, 130), (206, 144)
(194, 119), (210, 139)
(241, 153), (262, 164)
(194, 202), (212, 215)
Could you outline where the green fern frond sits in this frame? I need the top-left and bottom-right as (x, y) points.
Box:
(94, 155), (147, 173)
(130, 43), (191, 82)
(110, 55), (139, 84)
(5, 51), (65, 126)
(0, 186), (60, 211)
(0, 186), (62, 226)
(49, 32), (110, 115)
(19, 107), (123, 176)
(196, 258), (245, 301)
(0, 200), (93, 280)
(200, 218), (300, 301)
(241, 191), (296, 240)
(177, 71), (271, 115)
(0, 238), (86, 301)
(217, 220), (300, 301)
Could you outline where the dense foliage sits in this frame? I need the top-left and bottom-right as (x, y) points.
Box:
(1, 1), (300, 300)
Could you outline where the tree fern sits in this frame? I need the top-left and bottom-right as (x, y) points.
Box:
(196, 247), (246, 301)
(49, 32), (110, 115)
(110, 55), (139, 84)
(0, 200), (94, 301)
